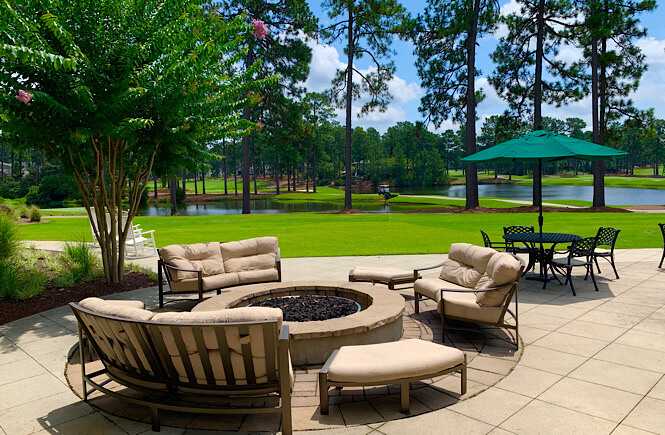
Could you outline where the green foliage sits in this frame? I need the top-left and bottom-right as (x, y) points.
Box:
(15, 203), (28, 219)
(28, 205), (41, 222)
(1, 0), (269, 283)
(33, 174), (79, 206)
(54, 242), (101, 286)
(0, 259), (45, 300)
(0, 213), (20, 259)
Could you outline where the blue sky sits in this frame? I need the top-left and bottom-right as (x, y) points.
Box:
(303, 0), (665, 133)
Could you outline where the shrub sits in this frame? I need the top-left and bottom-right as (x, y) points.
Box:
(175, 186), (185, 202)
(36, 174), (80, 206)
(25, 185), (41, 205)
(28, 205), (41, 222)
(15, 203), (29, 219)
(0, 213), (21, 259)
(0, 259), (46, 300)
(58, 242), (102, 284)
(0, 204), (13, 217)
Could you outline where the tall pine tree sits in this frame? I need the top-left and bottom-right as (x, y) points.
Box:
(490, 0), (585, 208)
(216, 1), (317, 214)
(577, 0), (656, 206)
(321, 0), (406, 210)
(413, 0), (500, 209)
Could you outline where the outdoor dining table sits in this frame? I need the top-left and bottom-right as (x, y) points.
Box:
(503, 232), (582, 287)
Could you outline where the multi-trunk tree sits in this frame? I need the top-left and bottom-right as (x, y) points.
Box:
(0, 0), (264, 282)
(413, 0), (500, 209)
(490, 0), (586, 207)
(322, 0), (407, 210)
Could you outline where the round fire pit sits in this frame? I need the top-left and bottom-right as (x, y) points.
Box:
(251, 295), (361, 321)
(193, 281), (405, 365)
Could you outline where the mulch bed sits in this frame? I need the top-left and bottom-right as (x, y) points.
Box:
(252, 295), (360, 322)
(0, 273), (157, 325)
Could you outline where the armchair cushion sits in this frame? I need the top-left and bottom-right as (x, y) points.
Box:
(440, 243), (496, 287)
(441, 292), (504, 323)
(169, 273), (242, 293)
(160, 243), (225, 281)
(474, 252), (522, 307)
(415, 278), (469, 301)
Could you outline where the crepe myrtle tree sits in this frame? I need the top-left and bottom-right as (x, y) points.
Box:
(0, 0), (271, 283)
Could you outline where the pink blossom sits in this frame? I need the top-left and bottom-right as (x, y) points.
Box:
(15, 89), (33, 105)
(251, 19), (269, 39)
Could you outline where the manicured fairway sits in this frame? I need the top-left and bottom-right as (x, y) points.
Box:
(18, 212), (664, 257)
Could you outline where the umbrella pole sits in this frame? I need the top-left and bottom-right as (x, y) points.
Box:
(538, 158), (546, 282)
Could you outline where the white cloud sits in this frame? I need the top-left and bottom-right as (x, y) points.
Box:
(303, 40), (345, 92)
(637, 37), (665, 63)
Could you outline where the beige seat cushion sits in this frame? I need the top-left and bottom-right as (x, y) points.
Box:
(415, 278), (469, 301)
(152, 306), (282, 325)
(78, 297), (154, 321)
(160, 243), (225, 281)
(169, 273), (241, 293)
(220, 237), (278, 273)
(474, 252), (522, 307)
(327, 339), (464, 384)
(441, 291), (503, 323)
(440, 244), (496, 287)
(238, 269), (280, 284)
(351, 266), (414, 282)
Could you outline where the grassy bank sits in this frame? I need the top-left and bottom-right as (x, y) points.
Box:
(18, 212), (664, 257)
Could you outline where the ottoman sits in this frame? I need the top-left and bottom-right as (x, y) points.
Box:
(349, 266), (420, 289)
(319, 339), (466, 414)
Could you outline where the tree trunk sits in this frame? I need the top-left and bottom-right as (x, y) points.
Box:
(313, 146), (317, 193)
(287, 167), (291, 192)
(169, 173), (177, 214)
(153, 174), (158, 199)
(252, 148), (258, 195)
(275, 156), (280, 195)
(344, 7), (354, 210)
(242, 49), (255, 215)
(464, 0), (481, 209)
(202, 171), (206, 194)
(223, 140), (228, 195)
(194, 171), (198, 195)
(181, 168), (186, 199)
(532, 0), (545, 209)
(591, 35), (605, 207)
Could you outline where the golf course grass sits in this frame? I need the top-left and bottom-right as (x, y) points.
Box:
(19, 212), (664, 257)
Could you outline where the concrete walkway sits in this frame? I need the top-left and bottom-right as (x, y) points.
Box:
(1, 247), (665, 434)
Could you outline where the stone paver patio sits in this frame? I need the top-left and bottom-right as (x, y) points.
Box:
(1, 246), (664, 434)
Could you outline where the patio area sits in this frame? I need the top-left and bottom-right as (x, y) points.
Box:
(1, 246), (664, 434)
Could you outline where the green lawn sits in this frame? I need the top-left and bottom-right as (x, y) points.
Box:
(18, 212), (664, 257)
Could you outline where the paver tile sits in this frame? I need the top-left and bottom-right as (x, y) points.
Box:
(622, 397), (665, 434)
(379, 408), (493, 434)
(519, 345), (587, 376)
(499, 400), (616, 435)
(615, 329), (665, 353)
(0, 391), (93, 434)
(594, 343), (665, 373)
(538, 377), (642, 422)
(568, 359), (662, 395)
(531, 331), (609, 357)
(495, 365), (562, 398)
(0, 373), (69, 411)
(448, 387), (530, 426)
(646, 376), (665, 401)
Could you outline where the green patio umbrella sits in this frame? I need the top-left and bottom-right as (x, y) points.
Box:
(460, 130), (628, 234)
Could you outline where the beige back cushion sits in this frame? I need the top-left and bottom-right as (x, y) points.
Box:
(220, 237), (278, 273)
(150, 307), (283, 386)
(79, 297), (154, 321)
(440, 243), (496, 288)
(160, 243), (225, 281)
(475, 252), (522, 307)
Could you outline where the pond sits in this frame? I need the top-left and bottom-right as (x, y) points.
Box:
(136, 184), (665, 216)
(399, 184), (665, 206)
(137, 199), (400, 216)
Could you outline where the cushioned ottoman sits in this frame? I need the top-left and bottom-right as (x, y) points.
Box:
(319, 339), (466, 414)
(349, 266), (420, 289)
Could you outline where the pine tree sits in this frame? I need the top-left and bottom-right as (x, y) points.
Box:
(413, 0), (500, 209)
(490, 0), (586, 207)
(321, 0), (407, 210)
(577, 0), (656, 206)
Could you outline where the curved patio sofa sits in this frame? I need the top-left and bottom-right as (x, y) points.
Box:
(71, 297), (293, 433)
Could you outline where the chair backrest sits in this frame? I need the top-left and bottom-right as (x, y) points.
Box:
(569, 237), (596, 259)
(659, 223), (665, 242)
(480, 230), (491, 248)
(70, 303), (285, 394)
(595, 227), (620, 248)
(503, 225), (534, 235)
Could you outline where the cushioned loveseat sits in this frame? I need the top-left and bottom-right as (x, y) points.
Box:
(413, 243), (524, 347)
(158, 236), (281, 307)
(71, 297), (293, 433)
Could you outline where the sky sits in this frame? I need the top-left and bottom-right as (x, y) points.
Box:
(302, 0), (665, 134)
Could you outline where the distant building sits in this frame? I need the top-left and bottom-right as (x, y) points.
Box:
(0, 162), (11, 178)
